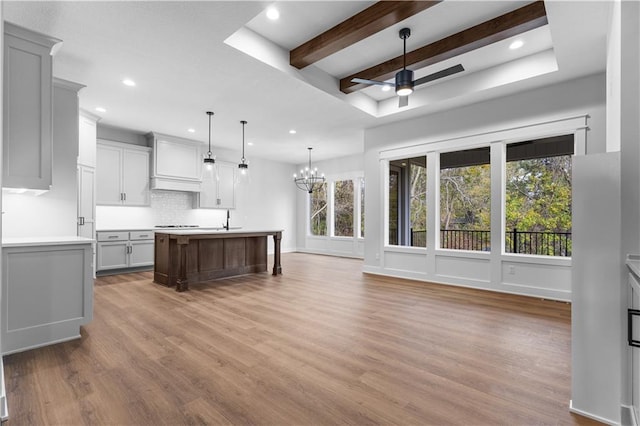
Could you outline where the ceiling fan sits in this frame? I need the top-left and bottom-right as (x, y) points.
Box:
(351, 28), (465, 108)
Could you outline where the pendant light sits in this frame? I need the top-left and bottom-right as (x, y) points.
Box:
(202, 111), (218, 183)
(237, 120), (250, 184)
(293, 147), (325, 193)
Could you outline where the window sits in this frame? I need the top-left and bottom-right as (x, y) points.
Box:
(388, 156), (427, 247)
(310, 182), (327, 236)
(440, 147), (491, 251)
(359, 177), (365, 238)
(505, 135), (573, 256)
(334, 180), (354, 237)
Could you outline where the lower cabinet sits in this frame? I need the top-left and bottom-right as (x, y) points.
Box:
(2, 238), (93, 355)
(96, 230), (154, 271)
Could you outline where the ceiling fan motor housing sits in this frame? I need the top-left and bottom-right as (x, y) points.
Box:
(396, 68), (414, 94)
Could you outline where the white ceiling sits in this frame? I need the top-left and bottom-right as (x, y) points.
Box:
(3, 1), (612, 165)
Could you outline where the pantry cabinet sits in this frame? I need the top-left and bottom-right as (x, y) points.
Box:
(96, 140), (150, 206)
(195, 161), (236, 209)
(3, 22), (61, 190)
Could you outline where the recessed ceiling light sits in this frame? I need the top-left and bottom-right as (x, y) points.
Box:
(381, 85), (392, 92)
(247, 142), (254, 146)
(289, 129), (296, 134)
(95, 107), (106, 113)
(122, 78), (136, 87)
(187, 128), (195, 133)
(509, 40), (524, 50)
(266, 6), (280, 20)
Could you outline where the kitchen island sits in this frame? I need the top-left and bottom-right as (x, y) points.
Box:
(153, 229), (283, 291)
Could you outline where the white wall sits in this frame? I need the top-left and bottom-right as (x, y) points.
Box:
(294, 153), (365, 257)
(2, 81), (81, 238)
(362, 73), (606, 302)
(96, 143), (298, 254)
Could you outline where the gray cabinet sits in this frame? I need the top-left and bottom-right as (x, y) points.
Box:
(96, 141), (150, 206)
(195, 161), (236, 209)
(3, 23), (61, 190)
(1, 239), (94, 355)
(96, 230), (154, 271)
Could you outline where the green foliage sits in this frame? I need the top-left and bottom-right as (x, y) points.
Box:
(310, 183), (327, 236)
(440, 164), (491, 231)
(334, 180), (354, 237)
(505, 156), (572, 232)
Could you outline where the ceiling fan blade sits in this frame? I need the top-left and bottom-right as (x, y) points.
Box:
(413, 64), (465, 87)
(351, 77), (393, 87)
(398, 95), (409, 108)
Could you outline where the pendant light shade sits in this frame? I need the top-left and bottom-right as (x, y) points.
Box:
(293, 147), (325, 193)
(237, 120), (250, 185)
(202, 111), (218, 183)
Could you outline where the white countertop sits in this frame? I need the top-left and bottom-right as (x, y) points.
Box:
(155, 228), (282, 236)
(2, 236), (95, 248)
(96, 227), (237, 232)
(627, 254), (640, 278)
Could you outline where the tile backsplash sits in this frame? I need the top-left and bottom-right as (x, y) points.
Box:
(151, 190), (193, 225)
(96, 190), (233, 230)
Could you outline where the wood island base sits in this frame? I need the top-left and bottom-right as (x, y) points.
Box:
(153, 230), (282, 291)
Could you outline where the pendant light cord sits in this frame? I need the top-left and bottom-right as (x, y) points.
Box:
(207, 111), (213, 157)
(241, 120), (247, 161)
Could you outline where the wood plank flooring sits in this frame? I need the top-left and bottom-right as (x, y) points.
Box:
(4, 253), (599, 425)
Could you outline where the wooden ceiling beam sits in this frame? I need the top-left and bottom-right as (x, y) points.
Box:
(289, 1), (441, 69)
(340, 1), (548, 94)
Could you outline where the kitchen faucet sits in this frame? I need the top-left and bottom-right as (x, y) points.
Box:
(223, 209), (230, 231)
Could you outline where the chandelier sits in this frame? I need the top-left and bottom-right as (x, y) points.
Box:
(294, 147), (325, 193)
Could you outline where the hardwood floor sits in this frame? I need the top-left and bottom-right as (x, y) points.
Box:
(4, 253), (599, 425)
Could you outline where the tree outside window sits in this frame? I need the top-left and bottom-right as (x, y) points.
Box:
(359, 177), (365, 238)
(334, 180), (354, 237)
(505, 136), (573, 256)
(388, 157), (426, 247)
(310, 182), (327, 236)
(440, 148), (491, 251)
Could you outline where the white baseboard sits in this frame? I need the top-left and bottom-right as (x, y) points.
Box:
(569, 400), (618, 425)
(622, 404), (637, 426)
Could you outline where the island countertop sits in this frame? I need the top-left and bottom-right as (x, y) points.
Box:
(156, 228), (282, 236)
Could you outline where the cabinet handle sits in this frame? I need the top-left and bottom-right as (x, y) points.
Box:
(123, 193), (127, 201)
(629, 309), (640, 347)
(108, 235), (118, 239)
(139, 234), (149, 238)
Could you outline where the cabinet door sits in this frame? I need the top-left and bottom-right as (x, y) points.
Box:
(217, 162), (236, 209)
(129, 240), (154, 267)
(631, 272), (640, 423)
(122, 149), (150, 206)
(197, 168), (218, 208)
(3, 27), (56, 190)
(96, 241), (128, 270)
(77, 166), (96, 239)
(96, 144), (123, 205)
(78, 114), (97, 167)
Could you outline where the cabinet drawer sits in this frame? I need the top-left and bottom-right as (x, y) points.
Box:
(97, 231), (129, 242)
(130, 231), (154, 240)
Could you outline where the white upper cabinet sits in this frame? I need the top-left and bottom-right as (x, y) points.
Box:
(147, 132), (202, 192)
(96, 140), (150, 206)
(195, 161), (236, 209)
(78, 110), (100, 167)
(3, 22), (61, 190)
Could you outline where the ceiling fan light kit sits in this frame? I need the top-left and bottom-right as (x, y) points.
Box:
(351, 27), (464, 107)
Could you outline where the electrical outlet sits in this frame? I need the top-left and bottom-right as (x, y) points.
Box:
(508, 265), (515, 274)
(375, 252), (380, 260)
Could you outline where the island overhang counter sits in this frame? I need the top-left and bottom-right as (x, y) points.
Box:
(153, 229), (283, 291)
